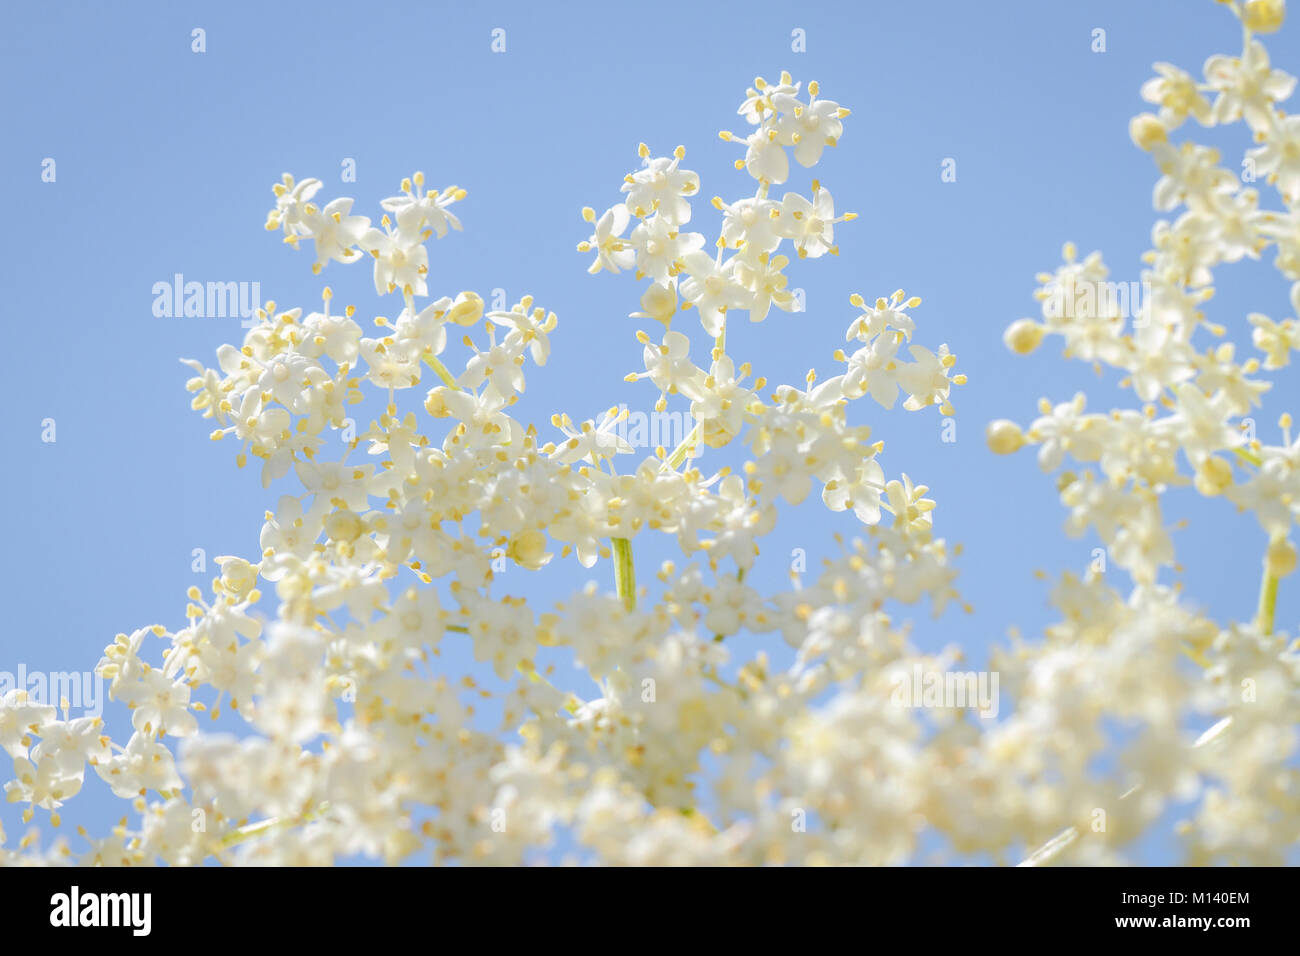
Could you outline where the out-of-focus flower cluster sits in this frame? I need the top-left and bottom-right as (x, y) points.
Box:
(1, 1), (1295, 866)
(988, 0), (1300, 865)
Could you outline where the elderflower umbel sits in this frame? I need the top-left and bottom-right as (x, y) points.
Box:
(5, 16), (1296, 867)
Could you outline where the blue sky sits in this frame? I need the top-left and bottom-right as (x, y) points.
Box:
(2, 0), (1296, 863)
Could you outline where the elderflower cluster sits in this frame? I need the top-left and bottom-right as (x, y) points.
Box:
(987, 0), (1300, 864)
(1, 6), (1296, 865)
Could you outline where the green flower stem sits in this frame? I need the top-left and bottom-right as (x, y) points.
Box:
(1233, 446), (1263, 467)
(421, 352), (462, 391)
(612, 537), (636, 611)
(220, 801), (331, 850)
(665, 423), (701, 470)
(1257, 564), (1278, 635)
(404, 291), (463, 392)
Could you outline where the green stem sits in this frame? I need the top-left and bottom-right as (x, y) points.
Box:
(612, 537), (636, 611)
(665, 423), (701, 470)
(422, 353), (463, 391)
(220, 801), (331, 849)
(405, 292), (464, 390)
(1233, 446), (1263, 468)
(1256, 564), (1278, 635)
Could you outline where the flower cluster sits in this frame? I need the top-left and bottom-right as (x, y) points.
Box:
(1, 1), (1296, 866)
(988, 0), (1300, 864)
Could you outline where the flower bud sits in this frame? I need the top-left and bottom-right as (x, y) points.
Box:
(216, 556), (258, 599)
(1244, 0), (1286, 34)
(986, 419), (1025, 455)
(1267, 536), (1298, 577)
(325, 509), (364, 543)
(1003, 319), (1045, 355)
(703, 417), (740, 448)
(507, 529), (552, 570)
(425, 387), (452, 417)
(1193, 456), (1233, 496)
(637, 282), (678, 324)
(1129, 113), (1168, 151)
(447, 291), (484, 326)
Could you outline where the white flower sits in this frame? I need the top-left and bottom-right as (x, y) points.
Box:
(718, 196), (782, 253)
(490, 297), (557, 366)
(123, 671), (197, 737)
(93, 731), (183, 799)
(1250, 308), (1300, 369)
(740, 128), (789, 184)
(621, 148), (700, 223)
(733, 252), (795, 322)
(6, 754), (84, 811)
(1161, 383), (1243, 464)
(688, 354), (759, 447)
(679, 249), (748, 336)
(266, 174), (323, 235)
(847, 291), (916, 342)
(784, 93), (846, 167)
(629, 214), (704, 285)
(579, 204), (635, 274)
(380, 177), (465, 237)
(776, 184), (849, 259)
(460, 593), (537, 680)
(545, 410), (632, 465)
(736, 74), (800, 125)
(300, 197), (369, 271)
(359, 336), (422, 391)
(843, 331), (905, 408)
(0, 692), (56, 760)
(1028, 393), (1106, 471)
(301, 307), (362, 364)
(1247, 113), (1300, 201)
(1141, 62), (1213, 127)
(360, 221), (430, 296)
(1205, 40), (1296, 130)
(627, 329), (705, 402)
(460, 323), (528, 399)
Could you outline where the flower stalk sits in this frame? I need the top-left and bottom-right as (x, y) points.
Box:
(612, 537), (635, 610)
(1257, 565), (1279, 635)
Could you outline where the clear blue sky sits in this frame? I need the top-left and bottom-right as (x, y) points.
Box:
(2, 0), (1296, 864)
